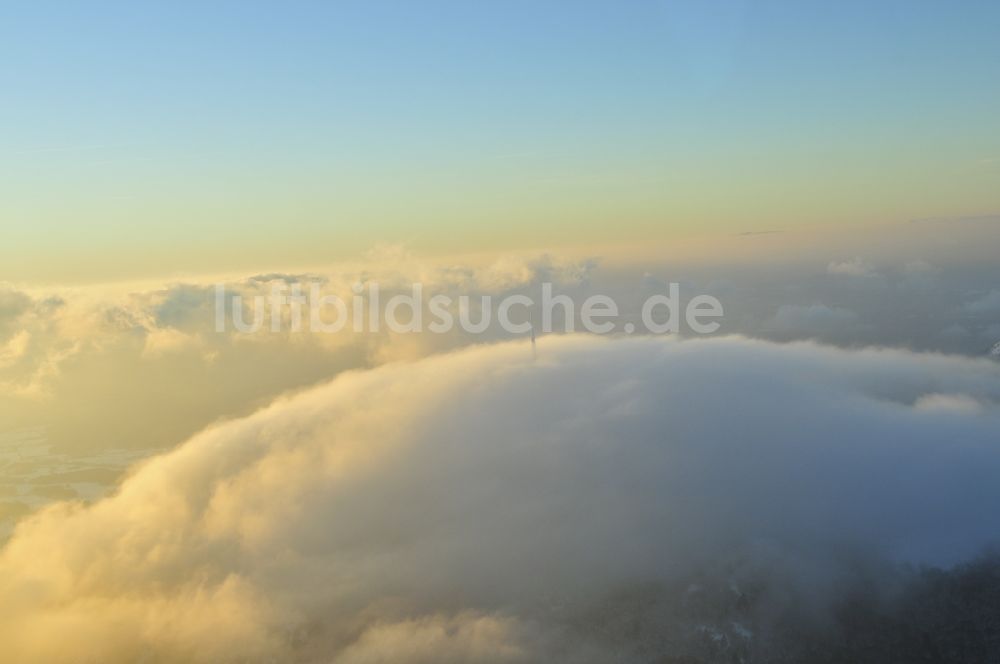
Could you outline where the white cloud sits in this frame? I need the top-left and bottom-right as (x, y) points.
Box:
(827, 257), (877, 277)
(0, 253), (599, 457)
(1, 336), (999, 662)
(914, 393), (984, 415)
(330, 612), (615, 664)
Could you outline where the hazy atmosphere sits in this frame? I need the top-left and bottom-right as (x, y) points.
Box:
(2, 2), (999, 662)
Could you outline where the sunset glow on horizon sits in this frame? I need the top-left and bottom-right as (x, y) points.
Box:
(4, 1), (999, 282)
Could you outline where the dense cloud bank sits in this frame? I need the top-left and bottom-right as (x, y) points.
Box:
(4, 246), (1000, 463)
(1, 336), (999, 662)
(0, 254), (592, 455)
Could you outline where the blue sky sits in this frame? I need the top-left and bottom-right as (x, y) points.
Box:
(3, 1), (999, 280)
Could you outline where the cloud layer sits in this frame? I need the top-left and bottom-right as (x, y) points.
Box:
(1, 336), (999, 662)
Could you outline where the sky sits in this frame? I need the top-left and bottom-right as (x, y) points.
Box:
(3, 0), (999, 282)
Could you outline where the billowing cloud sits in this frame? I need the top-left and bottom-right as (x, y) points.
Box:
(1, 336), (999, 662)
(0, 253), (595, 455)
(914, 393), (985, 414)
(827, 257), (878, 278)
